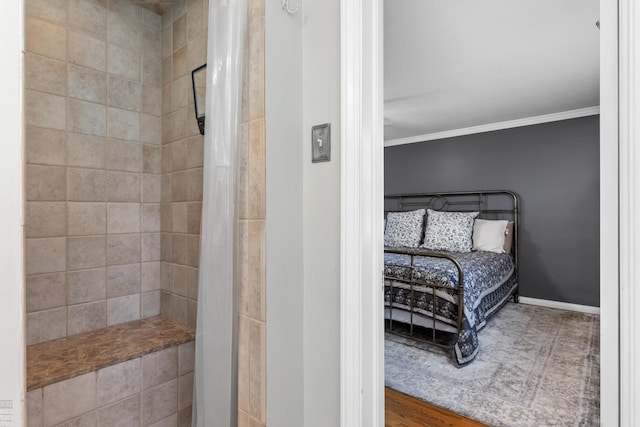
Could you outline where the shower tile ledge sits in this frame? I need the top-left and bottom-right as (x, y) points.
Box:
(27, 316), (194, 391)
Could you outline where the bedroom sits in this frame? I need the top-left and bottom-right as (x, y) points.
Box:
(382, 1), (600, 425)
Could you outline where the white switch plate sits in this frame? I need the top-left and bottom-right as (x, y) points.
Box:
(311, 123), (331, 163)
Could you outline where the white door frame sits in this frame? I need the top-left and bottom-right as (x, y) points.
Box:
(340, 0), (640, 425)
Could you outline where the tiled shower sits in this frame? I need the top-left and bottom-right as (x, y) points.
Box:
(23, 0), (266, 425)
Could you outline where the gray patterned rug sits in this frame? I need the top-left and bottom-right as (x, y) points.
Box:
(385, 302), (600, 427)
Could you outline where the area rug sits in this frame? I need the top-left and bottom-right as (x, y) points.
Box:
(385, 302), (600, 427)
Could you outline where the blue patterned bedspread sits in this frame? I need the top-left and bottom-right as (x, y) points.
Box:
(384, 249), (517, 365)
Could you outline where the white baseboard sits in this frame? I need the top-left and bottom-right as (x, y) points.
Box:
(518, 297), (600, 315)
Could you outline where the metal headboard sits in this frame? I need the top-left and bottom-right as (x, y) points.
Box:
(384, 190), (519, 273)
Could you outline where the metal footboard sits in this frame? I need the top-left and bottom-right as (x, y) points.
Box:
(384, 248), (465, 349)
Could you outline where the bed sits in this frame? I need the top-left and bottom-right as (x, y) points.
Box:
(384, 190), (519, 366)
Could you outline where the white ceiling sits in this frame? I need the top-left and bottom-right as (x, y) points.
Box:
(384, 0), (600, 142)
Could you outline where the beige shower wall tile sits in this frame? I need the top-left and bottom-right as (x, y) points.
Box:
(187, 168), (202, 201)
(26, 273), (66, 313)
(142, 232), (161, 261)
(142, 346), (177, 390)
(186, 135), (204, 169)
(171, 234), (187, 265)
(247, 17), (265, 121)
(141, 379), (177, 426)
(143, 145), (162, 173)
(97, 358), (141, 406)
(69, 98), (107, 137)
(25, 90), (66, 131)
(26, 17), (66, 60)
(172, 140), (187, 171)
(108, 10), (143, 52)
(160, 233), (171, 263)
(248, 319), (266, 421)
(172, 203), (187, 234)
(26, 0), (67, 26)
(178, 341), (195, 376)
(25, 202), (66, 238)
(142, 204), (161, 232)
(187, 0), (203, 42)
(107, 264), (141, 297)
(67, 268), (106, 305)
(143, 8), (162, 30)
(149, 414), (177, 427)
(178, 373), (193, 410)
(68, 133), (105, 168)
(55, 410), (97, 426)
(171, 76), (187, 111)
(238, 123), (249, 219)
(68, 0), (107, 39)
(161, 174), (172, 203)
(186, 235), (199, 267)
(107, 233), (141, 265)
(26, 307), (67, 345)
(186, 32), (207, 76)
(68, 202), (106, 236)
(162, 56), (173, 89)
(68, 64), (107, 104)
(26, 165), (66, 201)
(108, 108), (141, 141)
(173, 14), (187, 50)
(186, 202), (201, 235)
(161, 204), (172, 233)
(69, 168), (107, 202)
(107, 203), (141, 234)
(162, 26), (172, 60)
(68, 31), (107, 72)
(68, 236), (106, 270)
(142, 290), (161, 318)
(143, 174), (162, 203)
(238, 315), (249, 412)
(43, 372), (97, 426)
(143, 55), (163, 87)
(142, 114), (162, 145)
(107, 294), (141, 325)
(173, 46), (188, 80)
(142, 262), (161, 291)
(107, 171), (141, 202)
(25, 54), (66, 96)
(109, 0), (143, 20)
(248, 119), (265, 219)
(107, 139), (141, 172)
(108, 44), (142, 81)
(68, 300), (107, 335)
(26, 237), (66, 275)
(248, 221), (265, 321)
(109, 76), (142, 112)
(144, 24), (163, 56)
(142, 84), (163, 116)
(97, 395), (140, 427)
(171, 265), (197, 299)
(172, 171), (188, 202)
(26, 127), (66, 166)
(248, 0), (265, 22)
(26, 387), (43, 427)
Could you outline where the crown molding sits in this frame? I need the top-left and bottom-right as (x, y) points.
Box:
(384, 106), (600, 147)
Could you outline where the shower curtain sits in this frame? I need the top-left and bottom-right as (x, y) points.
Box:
(193, 0), (247, 426)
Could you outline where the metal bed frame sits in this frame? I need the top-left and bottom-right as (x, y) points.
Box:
(384, 190), (519, 350)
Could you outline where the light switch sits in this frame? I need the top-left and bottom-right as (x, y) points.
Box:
(311, 123), (331, 163)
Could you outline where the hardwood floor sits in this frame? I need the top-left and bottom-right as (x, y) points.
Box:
(385, 388), (488, 427)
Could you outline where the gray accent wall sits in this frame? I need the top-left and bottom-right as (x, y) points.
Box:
(384, 116), (600, 306)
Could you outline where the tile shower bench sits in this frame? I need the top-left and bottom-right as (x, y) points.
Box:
(26, 316), (195, 427)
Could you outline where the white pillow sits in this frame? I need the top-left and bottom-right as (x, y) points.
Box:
(472, 219), (509, 253)
(384, 209), (425, 247)
(421, 209), (479, 252)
